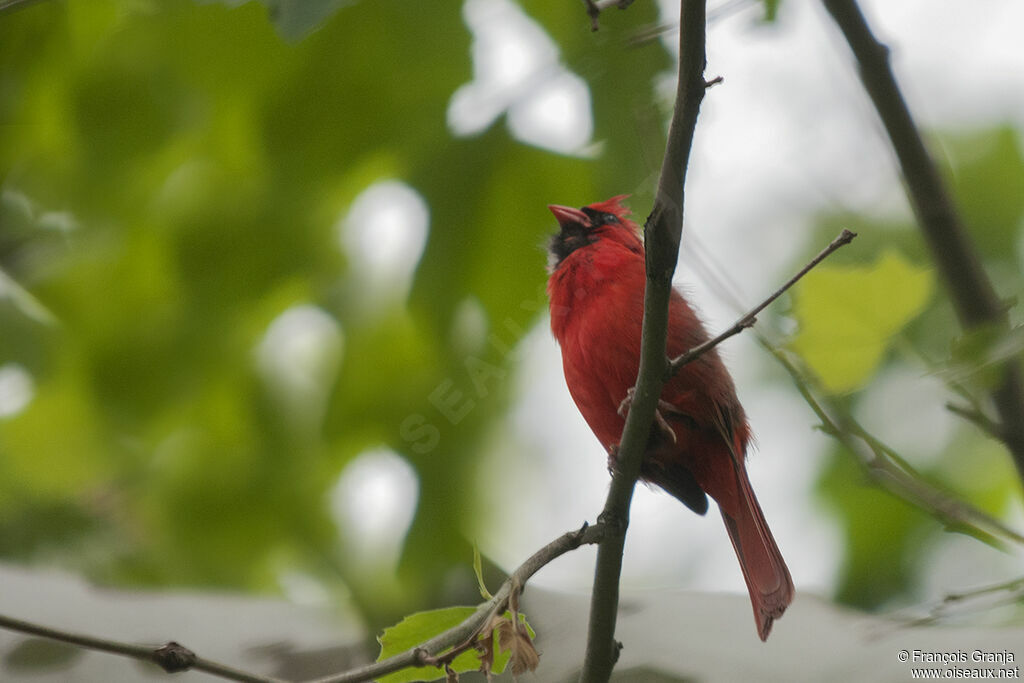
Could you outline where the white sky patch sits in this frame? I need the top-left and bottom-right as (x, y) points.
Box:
(330, 448), (419, 573)
(277, 570), (333, 607)
(256, 305), (343, 433)
(339, 180), (429, 309)
(448, 0), (593, 154)
(854, 366), (958, 465)
(0, 364), (35, 419)
(508, 70), (594, 155)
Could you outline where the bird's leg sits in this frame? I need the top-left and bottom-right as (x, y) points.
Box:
(617, 387), (677, 444)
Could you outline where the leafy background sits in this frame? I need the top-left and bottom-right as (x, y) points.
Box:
(1, 0), (1022, 678)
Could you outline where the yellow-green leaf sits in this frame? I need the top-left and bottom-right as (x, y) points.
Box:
(472, 544), (492, 600)
(791, 250), (933, 393)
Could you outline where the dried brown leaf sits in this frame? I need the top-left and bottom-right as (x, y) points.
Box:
(496, 617), (539, 675)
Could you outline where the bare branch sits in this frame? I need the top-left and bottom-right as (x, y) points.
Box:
(767, 343), (1024, 549)
(945, 402), (1005, 442)
(898, 575), (1024, 628)
(0, 524), (604, 683)
(0, 613), (281, 683)
(668, 228), (856, 377)
(580, 1), (709, 680)
(821, 0), (1024, 484)
(313, 522), (604, 683)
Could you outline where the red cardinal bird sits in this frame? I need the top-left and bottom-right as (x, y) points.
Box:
(546, 195), (793, 641)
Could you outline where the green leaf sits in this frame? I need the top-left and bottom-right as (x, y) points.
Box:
(762, 0), (780, 22)
(791, 250), (934, 393)
(473, 544), (493, 600)
(816, 447), (932, 609)
(376, 607), (477, 683)
(946, 127), (1024, 261)
(376, 607), (536, 682)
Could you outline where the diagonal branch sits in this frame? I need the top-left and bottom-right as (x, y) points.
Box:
(821, 0), (1024, 485)
(767, 342), (1024, 550)
(579, 1), (708, 681)
(304, 522), (604, 683)
(0, 523), (606, 683)
(668, 228), (856, 377)
(0, 613), (282, 683)
(898, 575), (1024, 628)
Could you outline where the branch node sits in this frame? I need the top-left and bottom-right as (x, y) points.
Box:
(413, 646), (433, 666)
(152, 641), (196, 673)
(704, 75), (724, 88)
(596, 509), (627, 537)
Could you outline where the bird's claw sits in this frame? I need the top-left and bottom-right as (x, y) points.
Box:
(606, 444), (619, 476)
(617, 387), (677, 444)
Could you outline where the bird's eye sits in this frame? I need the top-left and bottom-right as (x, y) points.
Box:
(580, 207), (619, 226)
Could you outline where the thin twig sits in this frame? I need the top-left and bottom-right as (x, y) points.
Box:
(579, 1), (709, 681)
(668, 228), (856, 377)
(767, 342), (1024, 549)
(415, 576), (525, 674)
(0, 523), (604, 683)
(0, 613), (282, 683)
(314, 522), (604, 683)
(821, 0), (1024, 484)
(897, 575), (1024, 629)
(945, 402), (1005, 442)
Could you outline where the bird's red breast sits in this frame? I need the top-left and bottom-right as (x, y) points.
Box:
(546, 196), (793, 640)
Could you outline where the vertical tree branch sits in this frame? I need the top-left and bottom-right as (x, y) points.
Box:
(821, 0), (1024, 484)
(578, 1), (709, 681)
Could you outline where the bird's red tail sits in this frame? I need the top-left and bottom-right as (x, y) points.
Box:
(719, 457), (794, 641)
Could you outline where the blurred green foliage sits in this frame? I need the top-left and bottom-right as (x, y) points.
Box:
(817, 446), (930, 609)
(0, 0), (669, 632)
(792, 127), (1024, 609)
(0, 0), (1021, 647)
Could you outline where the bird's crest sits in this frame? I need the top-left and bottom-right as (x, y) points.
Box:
(586, 195), (631, 219)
